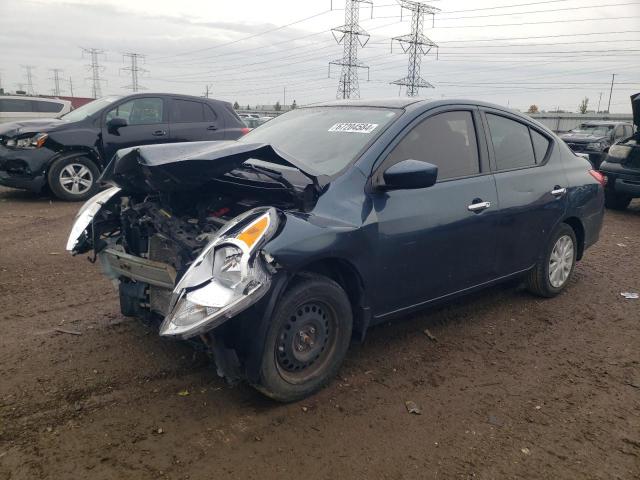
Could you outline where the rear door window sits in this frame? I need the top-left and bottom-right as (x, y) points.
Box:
(171, 99), (206, 123)
(34, 101), (64, 113)
(386, 110), (481, 180)
(0, 99), (33, 112)
(530, 129), (551, 163)
(486, 114), (536, 170)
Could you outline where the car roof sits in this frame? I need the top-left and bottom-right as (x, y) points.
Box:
(579, 120), (630, 126)
(115, 93), (232, 108)
(1, 95), (70, 104)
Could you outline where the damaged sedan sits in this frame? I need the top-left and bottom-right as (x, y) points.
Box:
(67, 98), (605, 401)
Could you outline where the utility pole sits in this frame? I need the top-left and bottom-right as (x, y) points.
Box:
(597, 91), (603, 113)
(21, 65), (36, 95)
(391, 0), (439, 97)
(283, 86), (286, 108)
(69, 77), (75, 97)
(607, 73), (616, 113)
(121, 52), (147, 92)
(49, 68), (64, 96)
(203, 84), (213, 98)
(82, 47), (106, 98)
(329, 0), (373, 99)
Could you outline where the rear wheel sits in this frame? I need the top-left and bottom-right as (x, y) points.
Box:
(47, 154), (99, 201)
(526, 223), (577, 298)
(604, 189), (631, 210)
(254, 274), (352, 402)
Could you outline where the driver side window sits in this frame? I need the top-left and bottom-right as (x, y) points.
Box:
(386, 110), (481, 181)
(105, 98), (164, 125)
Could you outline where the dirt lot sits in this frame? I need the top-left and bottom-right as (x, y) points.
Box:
(0, 186), (639, 480)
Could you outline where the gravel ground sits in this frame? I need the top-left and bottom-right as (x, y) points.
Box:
(0, 186), (639, 480)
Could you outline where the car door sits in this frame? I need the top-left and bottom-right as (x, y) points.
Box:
(370, 107), (500, 315)
(481, 108), (568, 276)
(101, 96), (169, 161)
(168, 98), (225, 143)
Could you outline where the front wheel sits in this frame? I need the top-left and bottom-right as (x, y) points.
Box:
(254, 274), (353, 402)
(526, 223), (577, 298)
(47, 154), (99, 201)
(604, 189), (631, 210)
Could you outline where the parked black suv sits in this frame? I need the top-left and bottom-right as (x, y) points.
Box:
(560, 121), (634, 168)
(599, 93), (640, 209)
(0, 94), (248, 200)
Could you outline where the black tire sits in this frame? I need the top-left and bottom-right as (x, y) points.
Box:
(604, 189), (631, 210)
(47, 154), (100, 201)
(526, 223), (577, 298)
(254, 274), (353, 402)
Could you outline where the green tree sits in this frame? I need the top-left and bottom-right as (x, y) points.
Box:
(291, 99), (297, 109)
(579, 97), (589, 114)
(274, 101), (282, 111)
(527, 104), (539, 114)
(233, 101), (240, 110)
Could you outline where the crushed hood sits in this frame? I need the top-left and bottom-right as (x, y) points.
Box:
(632, 92), (640, 128)
(100, 140), (328, 193)
(0, 118), (68, 137)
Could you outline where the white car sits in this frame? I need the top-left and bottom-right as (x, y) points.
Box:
(0, 96), (72, 124)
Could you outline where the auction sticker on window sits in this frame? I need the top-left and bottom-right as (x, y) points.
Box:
(328, 122), (378, 134)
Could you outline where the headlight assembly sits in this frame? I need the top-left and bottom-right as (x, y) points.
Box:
(13, 133), (48, 149)
(160, 208), (279, 339)
(66, 186), (122, 252)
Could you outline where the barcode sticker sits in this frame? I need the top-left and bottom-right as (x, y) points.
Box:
(328, 122), (378, 134)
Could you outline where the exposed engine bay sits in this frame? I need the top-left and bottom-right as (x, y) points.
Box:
(67, 141), (323, 342)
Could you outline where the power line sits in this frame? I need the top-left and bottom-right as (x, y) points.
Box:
(49, 68), (64, 96)
(121, 52), (147, 92)
(329, 0), (373, 99)
(82, 47), (106, 98)
(391, 0), (439, 96)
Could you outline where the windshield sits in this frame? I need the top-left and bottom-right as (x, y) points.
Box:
(570, 124), (613, 136)
(59, 96), (121, 122)
(239, 107), (400, 176)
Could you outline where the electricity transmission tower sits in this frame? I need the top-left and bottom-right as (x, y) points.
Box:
(122, 52), (147, 92)
(21, 65), (36, 95)
(49, 68), (64, 96)
(82, 48), (106, 98)
(390, 0), (439, 97)
(329, 0), (373, 99)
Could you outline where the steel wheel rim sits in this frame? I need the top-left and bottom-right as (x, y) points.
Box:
(59, 163), (93, 195)
(275, 300), (339, 384)
(548, 234), (574, 288)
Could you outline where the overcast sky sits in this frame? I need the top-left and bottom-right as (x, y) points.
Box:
(1, 0), (638, 112)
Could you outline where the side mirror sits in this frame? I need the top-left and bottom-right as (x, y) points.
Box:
(381, 159), (438, 190)
(107, 117), (128, 134)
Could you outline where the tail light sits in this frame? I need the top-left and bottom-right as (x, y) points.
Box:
(589, 169), (607, 186)
(240, 127), (250, 135)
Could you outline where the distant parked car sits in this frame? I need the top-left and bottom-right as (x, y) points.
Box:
(0, 95), (72, 124)
(242, 117), (263, 129)
(238, 113), (261, 120)
(0, 93), (248, 200)
(560, 121), (634, 168)
(599, 93), (640, 210)
(67, 98), (604, 401)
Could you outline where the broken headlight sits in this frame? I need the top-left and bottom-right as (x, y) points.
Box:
(159, 208), (279, 339)
(66, 186), (122, 252)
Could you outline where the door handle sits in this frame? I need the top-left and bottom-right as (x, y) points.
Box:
(207, 125), (218, 131)
(467, 200), (491, 212)
(152, 130), (166, 136)
(551, 186), (567, 197)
